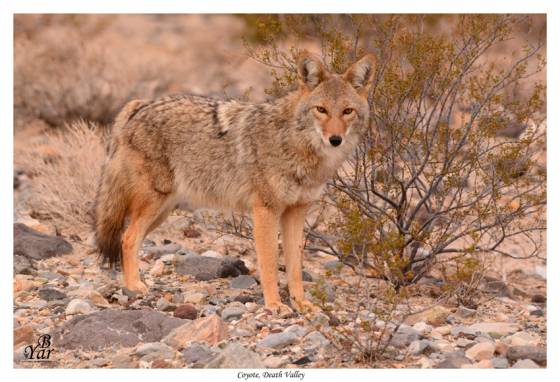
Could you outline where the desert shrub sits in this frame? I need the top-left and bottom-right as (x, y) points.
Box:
(438, 254), (489, 308)
(237, 14), (546, 363)
(14, 120), (105, 236)
(243, 14), (546, 287)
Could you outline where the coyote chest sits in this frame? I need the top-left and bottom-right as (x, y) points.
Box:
(278, 147), (348, 206)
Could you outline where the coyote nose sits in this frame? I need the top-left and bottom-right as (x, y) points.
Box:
(329, 135), (343, 147)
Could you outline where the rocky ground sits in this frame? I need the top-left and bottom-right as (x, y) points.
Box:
(13, 14), (547, 370)
(13, 202), (547, 369)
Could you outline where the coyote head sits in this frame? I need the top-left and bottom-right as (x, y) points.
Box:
(295, 51), (375, 149)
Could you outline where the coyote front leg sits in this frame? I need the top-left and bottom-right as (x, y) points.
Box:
(281, 204), (317, 312)
(252, 201), (292, 315)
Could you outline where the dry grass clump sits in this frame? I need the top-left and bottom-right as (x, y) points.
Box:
(15, 120), (105, 236)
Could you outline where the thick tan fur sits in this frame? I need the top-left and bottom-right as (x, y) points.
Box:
(95, 52), (376, 313)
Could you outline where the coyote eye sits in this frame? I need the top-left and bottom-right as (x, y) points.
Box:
(343, 108), (354, 115)
(316, 106), (327, 114)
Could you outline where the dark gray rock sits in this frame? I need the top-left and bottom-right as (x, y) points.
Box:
(121, 287), (142, 300)
(303, 331), (330, 352)
(176, 256), (249, 280)
(302, 271), (313, 282)
(492, 357), (509, 368)
(481, 276), (512, 298)
(221, 306), (246, 322)
(14, 254), (34, 275)
(256, 331), (300, 349)
(206, 342), (264, 368)
(13, 223), (72, 263)
(234, 295), (255, 304)
(38, 287), (67, 301)
(435, 356), (472, 368)
(530, 309), (544, 317)
(182, 343), (217, 365)
(390, 326), (420, 348)
(230, 275), (257, 289)
(408, 339), (437, 356)
(143, 243), (182, 258)
(52, 310), (184, 350)
(506, 346), (546, 365)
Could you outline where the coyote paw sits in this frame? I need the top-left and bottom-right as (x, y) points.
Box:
(292, 299), (321, 314)
(265, 302), (294, 318)
(125, 279), (149, 294)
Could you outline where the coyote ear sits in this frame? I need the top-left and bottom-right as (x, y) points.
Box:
(343, 54), (376, 91)
(297, 51), (329, 89)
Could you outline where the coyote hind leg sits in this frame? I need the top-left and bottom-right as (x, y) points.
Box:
(122, 190), (170, 293)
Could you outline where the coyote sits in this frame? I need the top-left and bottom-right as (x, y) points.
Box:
(95, 52), (375, 314)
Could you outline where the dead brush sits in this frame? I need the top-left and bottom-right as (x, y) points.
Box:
(14, 120), (106, 236)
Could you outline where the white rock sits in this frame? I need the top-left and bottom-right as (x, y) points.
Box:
(245, 302), (259, 313)
(65, 299), (95, 315)
(160, 254), (176, 263)
(413, 321), (433, 335)
(112, 294), (129, 305)
(201, 250), (223, 259)
(534, 265), (546, 280)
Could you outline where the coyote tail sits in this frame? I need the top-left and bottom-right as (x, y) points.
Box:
(94, 100), (145, 268)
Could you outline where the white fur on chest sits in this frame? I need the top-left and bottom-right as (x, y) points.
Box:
(291, 183), (326, 205)
(287, 149), (348, 206)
